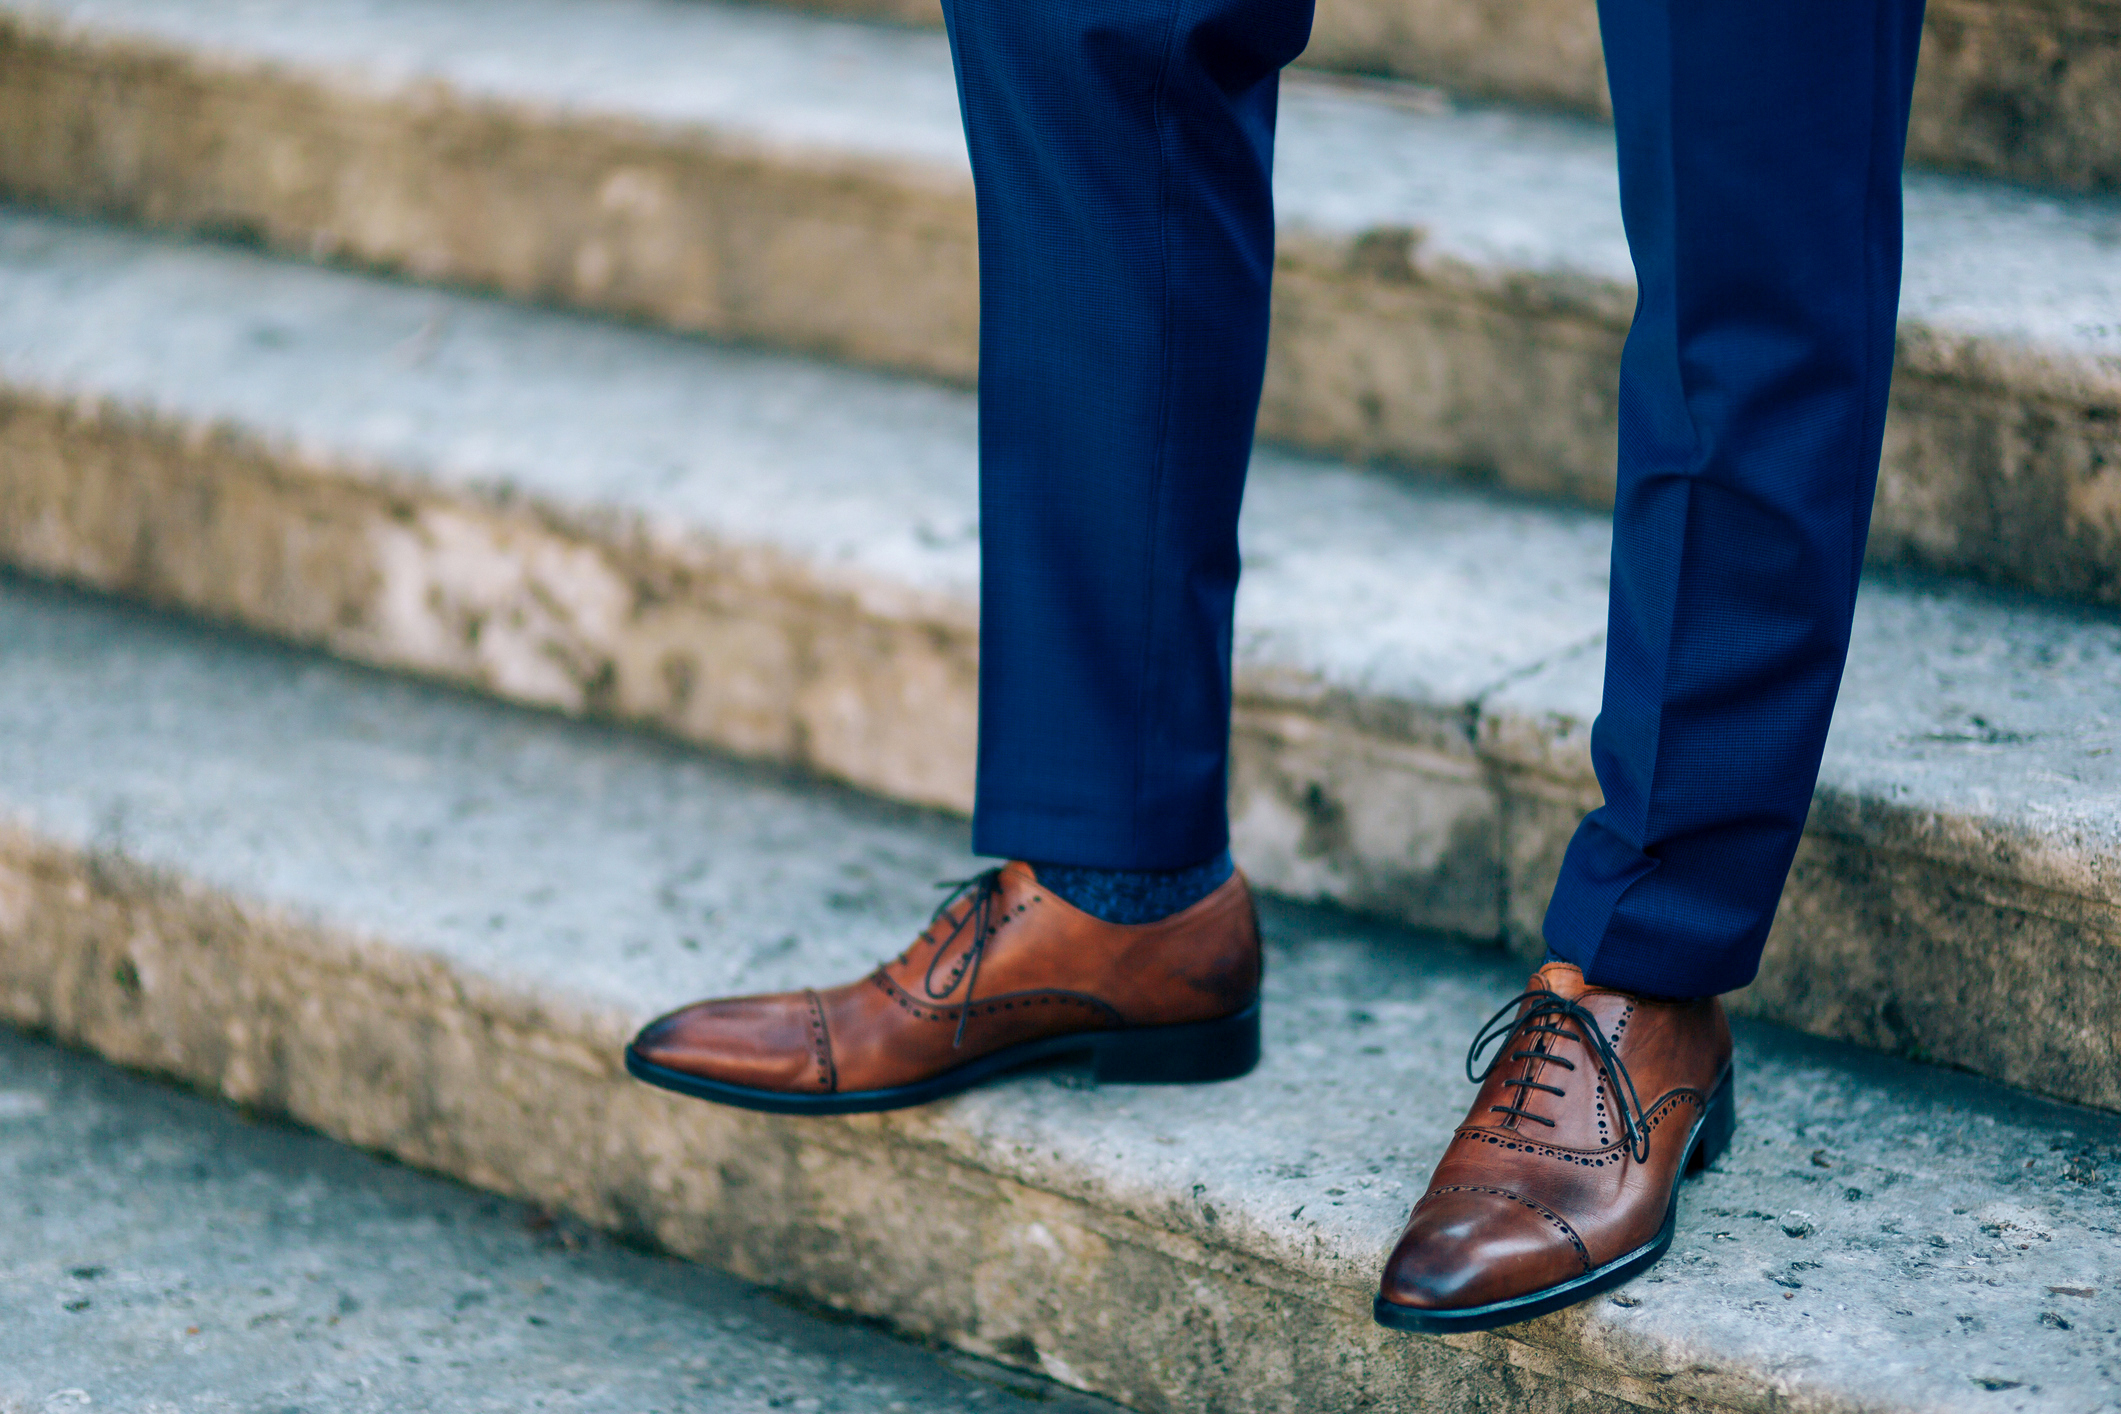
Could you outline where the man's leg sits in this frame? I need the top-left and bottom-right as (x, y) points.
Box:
(1378, 0), (1926, 1331)
(951, 0), (1315, 876)
(625, 0), (1314, 1114)
(1543, 0), (1929, 998)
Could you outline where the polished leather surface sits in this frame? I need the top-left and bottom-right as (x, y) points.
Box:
(631, 862), (1260, 1096)
(1380, 962), (1732, 1313)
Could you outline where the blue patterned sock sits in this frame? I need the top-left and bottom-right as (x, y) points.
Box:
(1027, 850), (1235, 926)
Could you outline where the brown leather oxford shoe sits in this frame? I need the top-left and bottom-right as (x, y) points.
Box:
(1375, 961), (1734, 1333)
(625, 862), (1262, 1114)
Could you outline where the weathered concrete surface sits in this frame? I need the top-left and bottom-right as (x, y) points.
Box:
(7, 215), (2121, 1109)
(698, 0), (2121, 193)
(0, 1), (2116, 601)
(0, 0), (984, 378)
(1901, 0), (2121, 191)
(0, 1031), (1118, 1414)
(3, 579), (2120, 1414)
(1310, 0), (2121, 198)
(1485, 571), (2121, 1109)
(0, 211), (1622, 938)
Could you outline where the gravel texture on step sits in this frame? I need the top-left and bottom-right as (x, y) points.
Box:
(0, 1026), (1121, 1414)
(2, 579), (2119, 1414)
(1, 0), (2116, 599)
(3, 213), (2121, 1110)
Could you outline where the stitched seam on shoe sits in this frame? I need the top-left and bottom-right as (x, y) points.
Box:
(805, 988), (837, 1094)
(868, 970), (1124, 1028)
(1426, 1185), (1593, 1273)
(1457, 1088), (1707, 1166)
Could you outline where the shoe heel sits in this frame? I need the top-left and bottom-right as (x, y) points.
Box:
(1091, 1002), (1261, 1085)
(1687, 1068), (1737, 1174)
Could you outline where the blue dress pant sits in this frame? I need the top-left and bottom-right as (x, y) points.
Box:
(945, 0), (1927, 996)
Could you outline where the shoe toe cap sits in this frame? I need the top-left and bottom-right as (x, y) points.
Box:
(1379, 1187), (1591, 1313)
(630, 993), (829, 1093)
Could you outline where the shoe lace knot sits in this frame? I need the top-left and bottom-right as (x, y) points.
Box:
(911, 867), (1006, 1049)
(1466, 988), (1651, 1163)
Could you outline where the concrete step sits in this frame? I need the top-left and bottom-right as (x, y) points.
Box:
(777, 0), (2121, 194)
(4, 211), (2121, 1114)
(0, 1027), (1122, 1413)
(3, 575), (2120, 1414)
(2, 0), (2116, 603)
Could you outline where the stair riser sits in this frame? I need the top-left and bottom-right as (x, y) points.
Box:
(8, 388), (2121, 1111)
(1501, 777), (2121, 1110)
(1872, 384), (2121, 603)
(763, 0), (2121, 193)
(1895, 0), (2121, 192)
(0, 28), (983, 381)
(0, 394), (985, 814)
(5, 26), (2113, 603)
(1232, 706), (1504, 939)
(1276, 245), (2121, 604)
(0, 828), (1680, 1414)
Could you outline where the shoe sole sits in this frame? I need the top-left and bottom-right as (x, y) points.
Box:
(623, 1000), (1263, 1115)
(1372, 1064), (1738, 1334)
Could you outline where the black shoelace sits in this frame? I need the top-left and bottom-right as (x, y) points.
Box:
(1466, 988), (1651, 1163)
(912, 868), (1005, 1049)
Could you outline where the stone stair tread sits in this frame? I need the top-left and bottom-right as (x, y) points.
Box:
(0, 576), (2114, 1413)
(40, 0), (2104, 198)
(9, 0), (2120, 389)
(1277, 87), (2121, 386)
(0, 213), (993, 608)
(13, 0), (974, 170)
(1492, 578), (2121, 900)
(8, 208), (2121, 883)
(0, 1025), (1117, 1412)
(0, 210), (1618, 709)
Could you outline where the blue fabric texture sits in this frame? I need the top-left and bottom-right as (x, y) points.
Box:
(1539, 0), (1928, 999)
(943, 0), (1926, 996)
(945, 0), (1316, 871)
(1029, 851), (1235, 926)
